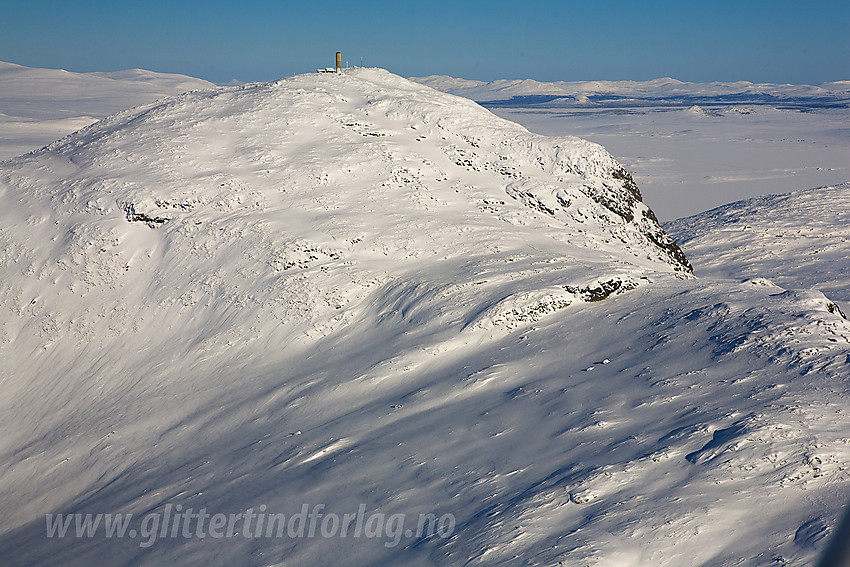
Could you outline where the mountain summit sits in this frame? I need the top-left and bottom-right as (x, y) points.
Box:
(1, 67), (691, 350)
(11, 66), (690, 269)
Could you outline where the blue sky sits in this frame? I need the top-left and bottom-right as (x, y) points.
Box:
(2, 0), (848, 84)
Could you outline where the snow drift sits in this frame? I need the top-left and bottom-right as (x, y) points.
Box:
(0, 69), (848, 566)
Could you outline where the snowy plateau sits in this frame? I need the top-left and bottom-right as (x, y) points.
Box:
(0, 61), (215, 161)
(0, 65), (848, 567)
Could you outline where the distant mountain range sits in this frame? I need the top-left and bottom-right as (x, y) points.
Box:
(412, 75), (850, 109)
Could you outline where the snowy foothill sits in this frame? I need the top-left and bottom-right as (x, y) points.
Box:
(0, 64), (848, 566)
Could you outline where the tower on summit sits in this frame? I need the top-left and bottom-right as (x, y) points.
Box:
(317, 51), (344, 74)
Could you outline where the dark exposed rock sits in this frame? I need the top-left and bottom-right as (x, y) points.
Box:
(565, 278), (639, 302)
(121, 202), (169, 228)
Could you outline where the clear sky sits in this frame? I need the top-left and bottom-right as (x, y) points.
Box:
(2, 0), (848, 85)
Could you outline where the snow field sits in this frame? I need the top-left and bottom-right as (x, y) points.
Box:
(0, 67), (847, 566)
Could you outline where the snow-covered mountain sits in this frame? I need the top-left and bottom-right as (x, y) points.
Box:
(0, 61), (215, 159)
(0, 68), (848, 566)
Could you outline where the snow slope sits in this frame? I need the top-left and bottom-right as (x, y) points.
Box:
(0, 61), (214, 159)
(0, 69), (848, 566)
(665, 182), (850, 306)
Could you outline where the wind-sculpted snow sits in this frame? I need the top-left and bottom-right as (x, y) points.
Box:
(666, 182), (850, 306)
(0, 69), (848, 566)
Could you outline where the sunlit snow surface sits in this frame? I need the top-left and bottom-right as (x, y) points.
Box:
(0, 68), (848, 566)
